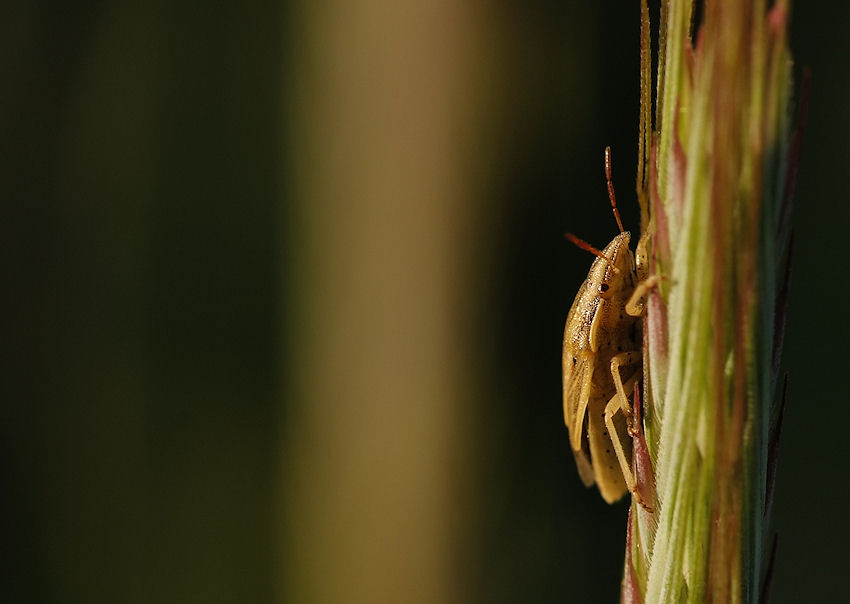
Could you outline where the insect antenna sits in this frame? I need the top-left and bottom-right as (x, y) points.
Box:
(604, 146), (625, 233)
(565, 233), (621, 273)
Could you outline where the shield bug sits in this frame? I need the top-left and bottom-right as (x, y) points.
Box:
(562, 147), (655, 506)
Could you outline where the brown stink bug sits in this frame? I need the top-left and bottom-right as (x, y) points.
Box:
(562, 146), (656, 507)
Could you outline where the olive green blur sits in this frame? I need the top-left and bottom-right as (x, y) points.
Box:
(1, 2), (846, 602)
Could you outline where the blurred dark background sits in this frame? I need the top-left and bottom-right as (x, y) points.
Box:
(1, 2), (846, 602)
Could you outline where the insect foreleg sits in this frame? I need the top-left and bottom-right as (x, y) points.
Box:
(625, 274), (661, 316)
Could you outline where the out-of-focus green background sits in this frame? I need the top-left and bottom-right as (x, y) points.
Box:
(2, 2), (846, 602)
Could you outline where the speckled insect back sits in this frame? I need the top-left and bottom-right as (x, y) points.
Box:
(563, 147), (651, 506)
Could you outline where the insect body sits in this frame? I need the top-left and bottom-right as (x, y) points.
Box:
(563, 147), (650, 505)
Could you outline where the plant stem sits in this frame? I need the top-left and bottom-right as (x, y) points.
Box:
(624, 2), (804, 602)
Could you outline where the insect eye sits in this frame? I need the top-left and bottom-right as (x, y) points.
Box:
(597, 282), (615, 299)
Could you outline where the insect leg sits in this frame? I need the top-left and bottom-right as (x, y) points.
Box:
(603, 372), (641, 502)
(625, 274), (661, 317)
(609, 351), (642, 432)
